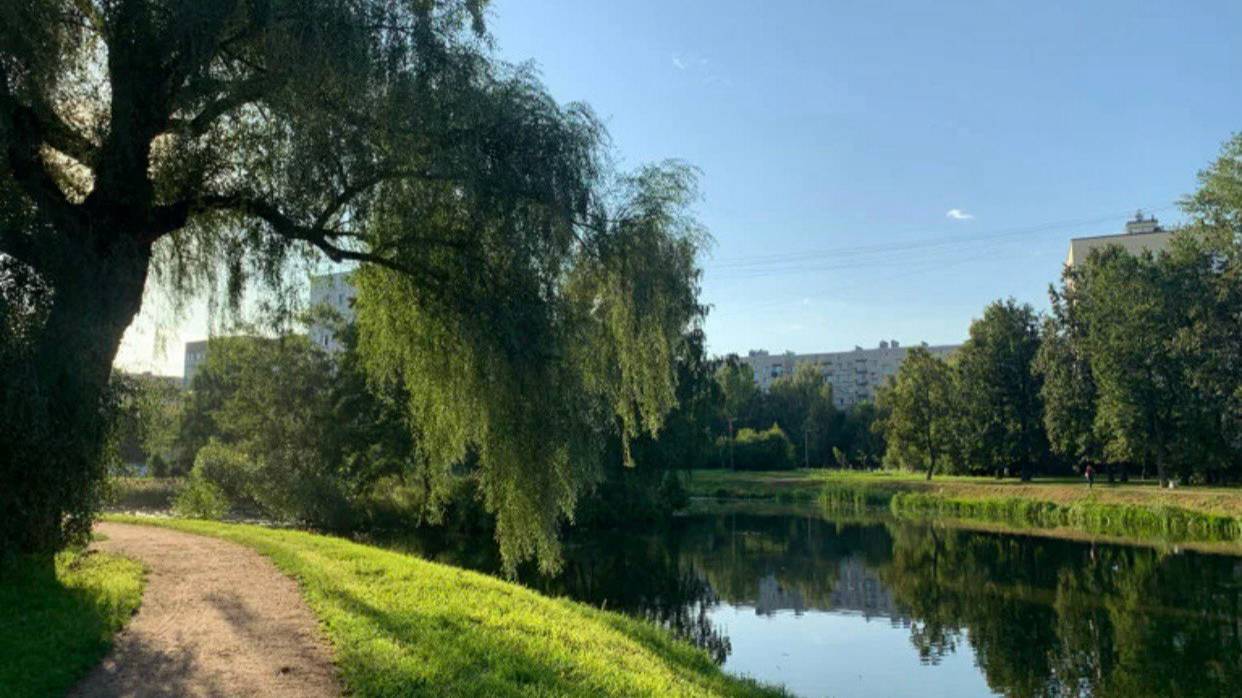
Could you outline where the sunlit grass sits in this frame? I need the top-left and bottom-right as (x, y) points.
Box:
(688, 468), (1242, 544)
(105, 516), (785, 697)
(0, 549), (145, 698)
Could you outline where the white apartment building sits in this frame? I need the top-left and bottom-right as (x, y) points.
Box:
(1065, 211), (1173, 268)
(308, 271), (357, 353)
(182, 339), (210, 388)
(740, 341), (959, 409)
(182, 272), (358, 386)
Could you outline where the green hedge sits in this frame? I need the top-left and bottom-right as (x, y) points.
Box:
(717, 424), (796, 471)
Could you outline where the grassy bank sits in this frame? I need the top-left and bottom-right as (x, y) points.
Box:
(0, 548), (145, 698)
(105, 516), (783, 697)
(689, 469), (1242, 545)
(108, 476), (183, 511)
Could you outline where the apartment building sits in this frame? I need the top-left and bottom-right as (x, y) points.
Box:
(740, 341), (959, 409)
(1065, 211), (1173, 268)
(183, 272), (358, 386)
(182, 339), (210, 388)
(308, 271), (357, 353)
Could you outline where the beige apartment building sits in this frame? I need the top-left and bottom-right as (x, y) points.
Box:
(1065, 211), (1173, 268)
(740, 341), (959, 409)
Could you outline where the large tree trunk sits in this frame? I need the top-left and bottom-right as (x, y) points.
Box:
(1, 234), (150, 554)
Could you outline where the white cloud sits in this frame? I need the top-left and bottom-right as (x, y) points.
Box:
(946, 208), (974, 220)
(672, 54), (717, 79)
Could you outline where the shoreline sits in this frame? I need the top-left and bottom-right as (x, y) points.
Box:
(684, 469), (1242, 550)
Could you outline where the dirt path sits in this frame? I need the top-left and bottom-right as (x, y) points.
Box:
(69, 522), (340, 698)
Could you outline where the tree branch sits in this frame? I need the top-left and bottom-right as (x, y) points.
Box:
(168, 74), (279, 137)
(0, 69), (84, 237)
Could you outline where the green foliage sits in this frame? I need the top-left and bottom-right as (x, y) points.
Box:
(108, 517), (785, 697)
(1, 256), (111, 553)
(721, 424), (796, 471)
(357, 161), (707, 573)
(190, 440), (254, 505)
(322, 320), (419, 494)
(0, 549), (145, 698)
(875, 347), (958, 479)
(110, 371), (182, 470)
(1, 1), (705, 565)
(714, 357), (759, 428)
(1033, 303), (1105, 471)
(765, 363), (837, 467)
(172, 475), (229, 520)
(954, 299), (1048, 479)
(577, 330), (715, 526)
(176, 336), (360, 527)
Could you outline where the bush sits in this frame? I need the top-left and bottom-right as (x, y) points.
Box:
(173, 477), (229, 520)
(148, 453), (169, 478)
(730, 424), (796, 471)
(192, 441), (255, 504)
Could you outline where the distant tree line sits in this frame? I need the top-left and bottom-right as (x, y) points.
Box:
(698, 137), (1242, 485)
(875, 137), (1242, 484)
(708, 358), (885, 471)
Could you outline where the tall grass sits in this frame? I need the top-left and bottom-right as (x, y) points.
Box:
(816, 481), (1242, 543)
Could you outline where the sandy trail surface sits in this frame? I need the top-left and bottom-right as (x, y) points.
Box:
(69, 522), (340, 698)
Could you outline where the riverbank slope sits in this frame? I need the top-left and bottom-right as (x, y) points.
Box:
(104, 515), (784, 697)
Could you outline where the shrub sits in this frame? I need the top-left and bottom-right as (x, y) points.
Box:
(731, 424), (796, 471)
(191, 441), (255, 504)
(173, 477), (229, 520)
(148, 453), (169, 478)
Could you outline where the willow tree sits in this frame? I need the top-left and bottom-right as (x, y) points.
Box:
(0, 0), (705, 568)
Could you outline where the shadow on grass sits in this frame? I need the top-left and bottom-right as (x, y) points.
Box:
(0, 551), (142, 698)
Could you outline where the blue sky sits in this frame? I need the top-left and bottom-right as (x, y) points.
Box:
(488, 0), (1241, 355)
(116, 1), (1242, 374)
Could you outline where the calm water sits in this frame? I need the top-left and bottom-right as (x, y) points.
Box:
(373, 508), (1242, 697)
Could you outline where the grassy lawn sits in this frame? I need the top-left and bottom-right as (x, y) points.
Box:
(105, 516), (784, 697)
(0, 548), (145, 698)
(686, 469), (1242, 543)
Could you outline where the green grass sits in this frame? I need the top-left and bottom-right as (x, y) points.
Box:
(105, 516), (784, 697)
(885, 491), (1242, 542)
(688, 468), (1242, 545)
(0, 549), (145, 698)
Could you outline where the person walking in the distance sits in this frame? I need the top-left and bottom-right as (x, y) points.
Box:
(1084, 464), (1096, 489)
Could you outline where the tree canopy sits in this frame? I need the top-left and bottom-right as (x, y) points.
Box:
(954, 299), (1046, 479)
(875, 347), (957, 480)
(0, 0), (706, 566)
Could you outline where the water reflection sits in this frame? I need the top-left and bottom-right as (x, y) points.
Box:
(371, 511), (1242, 697)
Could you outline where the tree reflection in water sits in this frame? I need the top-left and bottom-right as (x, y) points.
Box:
(370, 511), (1242, 696)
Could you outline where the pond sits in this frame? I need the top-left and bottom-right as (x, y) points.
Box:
(371, 506), (1242, 697)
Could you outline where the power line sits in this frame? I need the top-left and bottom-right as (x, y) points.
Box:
(705, 204), (1177, 280)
